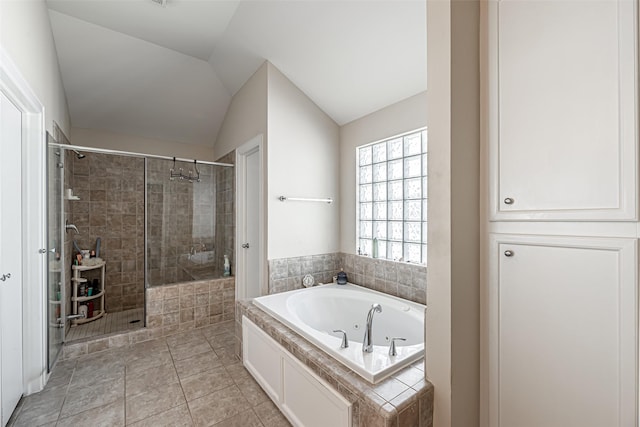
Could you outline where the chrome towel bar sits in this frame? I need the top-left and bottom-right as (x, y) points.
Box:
(278, 196), (333, 204)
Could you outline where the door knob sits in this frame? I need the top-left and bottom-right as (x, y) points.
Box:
(241, 243), (250, 249)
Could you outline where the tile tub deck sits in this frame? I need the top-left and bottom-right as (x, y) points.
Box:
(236, 300), (434, 427)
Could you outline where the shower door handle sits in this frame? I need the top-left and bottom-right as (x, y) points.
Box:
(241, 243), (250, 249)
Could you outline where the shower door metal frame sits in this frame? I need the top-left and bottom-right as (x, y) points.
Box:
(47, 143), (234, 168)
(45, 133), (66, 372)
(143, 158), (147, 324)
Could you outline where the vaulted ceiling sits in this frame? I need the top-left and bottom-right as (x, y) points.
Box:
(47, 0), (426, 147)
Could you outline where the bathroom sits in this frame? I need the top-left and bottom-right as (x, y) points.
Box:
(5, 0), (637, 426)
(1, 1), (482, 427)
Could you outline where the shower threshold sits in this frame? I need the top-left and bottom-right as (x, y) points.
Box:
(65, 308), (144, 342)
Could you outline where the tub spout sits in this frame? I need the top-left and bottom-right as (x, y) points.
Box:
(362, 303), (382, 353)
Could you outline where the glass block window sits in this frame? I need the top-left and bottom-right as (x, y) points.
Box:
(357, 129), (427, 264)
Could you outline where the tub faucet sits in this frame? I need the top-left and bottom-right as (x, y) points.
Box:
(362, 303), (382, 353)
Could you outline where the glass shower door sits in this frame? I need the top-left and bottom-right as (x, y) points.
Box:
(47, 136), (65, 370)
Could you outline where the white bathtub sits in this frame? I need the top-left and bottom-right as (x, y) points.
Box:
(253, 283), (425, 383)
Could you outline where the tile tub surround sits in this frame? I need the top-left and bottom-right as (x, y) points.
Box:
(268, 252), (426, 305)
(61, 277), (235, 360)
(236, 300), (434, 427)
(339, 253), (426, 305)
(10, 321), (292, 427)
(268, 253), (341, 294)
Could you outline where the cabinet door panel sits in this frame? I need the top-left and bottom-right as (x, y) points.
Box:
(488, 0), (637, 220)
(282, 356), (351, 427)
(487, 234), (637, 427)
(242, 317), (283, 403)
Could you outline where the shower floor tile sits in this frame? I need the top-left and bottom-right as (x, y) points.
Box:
(66, 308), (144, 342)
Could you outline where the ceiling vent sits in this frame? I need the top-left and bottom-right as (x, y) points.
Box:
(150, 0), (168, 7)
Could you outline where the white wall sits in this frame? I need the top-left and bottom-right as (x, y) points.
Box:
(0, 0), (70, 136)
(339, 92), (427, 254)
(0, 0), (71, 394)
(214, 60), (339, 260)
(71, 127), (215, 161)
(214, 62), (268, 159)
(267, 63), (340, 259)
(426, 1), (481, 427)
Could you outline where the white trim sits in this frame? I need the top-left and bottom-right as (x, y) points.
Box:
(235, 134), (266, 299)
(0, 47), (47, 395)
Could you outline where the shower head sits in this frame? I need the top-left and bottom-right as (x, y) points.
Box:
(72, 149), (86, 159)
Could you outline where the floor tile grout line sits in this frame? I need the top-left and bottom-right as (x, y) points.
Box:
(167, 339), (200, 427)
(172, 348), (199, 427)
(20, 322), (267, 427)
(54, 364), (79, 425)
(124, 362), (129, 426)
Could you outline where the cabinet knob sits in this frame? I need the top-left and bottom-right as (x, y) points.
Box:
(503, 197), (514, 205)
(504, 250), (514, 257)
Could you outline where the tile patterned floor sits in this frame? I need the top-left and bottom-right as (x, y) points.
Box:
(9, 321), (291, 427)
(66, 308), (145, 342)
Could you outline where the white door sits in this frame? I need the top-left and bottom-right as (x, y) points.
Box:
(0, 92), (24, 426)
(244, 148), (260, 297)
(236, 135), (264, 300)
(487, 234), (637, 427)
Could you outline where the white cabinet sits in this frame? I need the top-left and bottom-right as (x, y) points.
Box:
(487, 234), (637, 427)
(484, 1), (640, 426)
(242, 317), (352, 427)
(487, 0), (638, 221)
